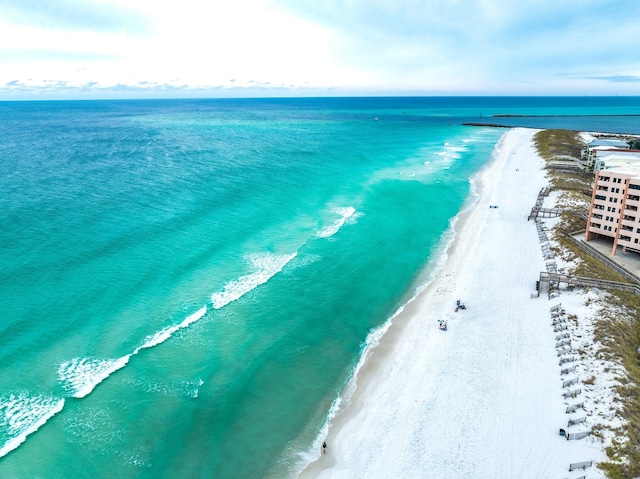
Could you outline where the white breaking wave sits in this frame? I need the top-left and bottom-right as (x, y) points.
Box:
(134, 306), (208, 354)
(58, 356), (131, 398)
(136, 326), (180, 352)
(316, 206), (357, 239)
(211, 252), (297, 309)
(436, 142), (468, 162)
(179, 306), (207, 328)
(54, 307), (207, 402)
(0, 393), (65, 458)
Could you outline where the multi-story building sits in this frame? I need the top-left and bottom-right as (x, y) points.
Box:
(585, 165), (640, 255)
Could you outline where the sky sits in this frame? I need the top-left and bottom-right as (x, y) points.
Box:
(0, 0), (639, 99)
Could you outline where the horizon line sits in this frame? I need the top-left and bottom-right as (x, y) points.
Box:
(2, 94), (640, 103)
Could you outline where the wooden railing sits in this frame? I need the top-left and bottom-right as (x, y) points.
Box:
(539, 271), (640, 295)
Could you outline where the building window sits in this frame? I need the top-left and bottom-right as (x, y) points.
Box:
(595, 194), (607, 201)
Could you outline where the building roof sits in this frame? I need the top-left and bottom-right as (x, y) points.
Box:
(594, 148), (640, 159)
(601, 158), (640, 180)
(588, 138), (629, 149)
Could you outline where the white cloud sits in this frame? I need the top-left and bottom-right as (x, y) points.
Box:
(273, 0), (640, 94)
(0, 0), (365, 94)
(0, 0), (639, 97)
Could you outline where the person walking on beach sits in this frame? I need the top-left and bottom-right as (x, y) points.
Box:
(322, 441), (327, 455)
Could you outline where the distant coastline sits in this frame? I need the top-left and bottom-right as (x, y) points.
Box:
(462, 122), (512, 128)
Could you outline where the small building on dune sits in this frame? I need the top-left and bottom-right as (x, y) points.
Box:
(582, 137), (630, 170)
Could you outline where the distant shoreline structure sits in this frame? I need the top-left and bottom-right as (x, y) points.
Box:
(463, 118), (640, 135)
(462, 122), (512, 128)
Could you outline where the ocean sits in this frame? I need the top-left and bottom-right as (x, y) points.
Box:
(1, 97), (640, 478)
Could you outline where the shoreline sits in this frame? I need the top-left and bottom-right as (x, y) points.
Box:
(298, 127), (607, 478)
(297, 130), (501, 477)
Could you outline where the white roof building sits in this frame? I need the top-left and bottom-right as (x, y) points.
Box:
(583, 138), (630, 169)
(593, 149), (640, 172)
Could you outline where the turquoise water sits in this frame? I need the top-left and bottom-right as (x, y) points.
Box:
(1, 97), (639, 478)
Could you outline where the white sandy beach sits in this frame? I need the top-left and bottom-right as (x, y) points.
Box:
(299, 128), (612, 479)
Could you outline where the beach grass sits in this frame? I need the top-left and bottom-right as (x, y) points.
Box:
(534, 129), (640, 478)
(533, 129), (584, 162)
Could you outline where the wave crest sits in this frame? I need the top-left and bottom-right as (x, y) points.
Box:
(316, 206), (357, 239)
(58, 356), (131, 398)
(211, 252), (296, 309)
(0, 393), (65, 458)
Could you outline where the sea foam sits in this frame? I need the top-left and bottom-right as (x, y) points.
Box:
(211, 252), (296, 309)
(0, 393), (65, 458)
(294, 318), (393, 475)
(316, 206), (357, 239)
(58, 356), (131, 398)
(134, 306), (208, 353)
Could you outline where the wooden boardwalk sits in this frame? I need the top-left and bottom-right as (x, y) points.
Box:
(528, 206), (563, 220)
(539, 271), (640, 295)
